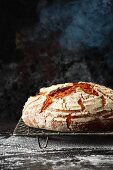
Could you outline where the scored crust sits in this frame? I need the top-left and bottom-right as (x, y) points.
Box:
(22, 82), (113, 132)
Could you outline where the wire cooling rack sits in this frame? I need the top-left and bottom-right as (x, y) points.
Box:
(13, 117), (113, 149)
(13, 117), (113, 136)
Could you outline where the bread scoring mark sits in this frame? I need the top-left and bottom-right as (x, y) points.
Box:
(78, 98), (85, 111)
(101, 95), (106, 108)
(40, 82), (99, 112)
(40, 86), (73, 112)
(102, 111), (113, 119)
(66, 114), (72, 131)
(97, 88), (113, 102)
(54, 110), (113, 120)
(63, 98), (68, 110)
(75, 83), (99, 96)
(50, 108), (81, 113)
(81, 93), (86, 100)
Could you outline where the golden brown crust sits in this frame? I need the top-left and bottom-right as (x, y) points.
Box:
(22, 82), (113, 132)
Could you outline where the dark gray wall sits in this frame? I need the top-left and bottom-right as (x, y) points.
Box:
(0, 0), (113, 121)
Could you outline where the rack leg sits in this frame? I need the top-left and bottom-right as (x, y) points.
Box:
(38, 136), (49, 149)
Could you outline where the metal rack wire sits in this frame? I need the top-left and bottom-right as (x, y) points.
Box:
(13, 117), (113, 149)
(13, 117), (113, 136)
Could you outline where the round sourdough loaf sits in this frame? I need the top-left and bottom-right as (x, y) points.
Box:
(22, 82), (113, 132)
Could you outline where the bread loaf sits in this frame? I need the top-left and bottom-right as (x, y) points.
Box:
(22, 82), (113, 132)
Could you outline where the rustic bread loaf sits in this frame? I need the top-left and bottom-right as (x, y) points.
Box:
(22, 82), (113, 132)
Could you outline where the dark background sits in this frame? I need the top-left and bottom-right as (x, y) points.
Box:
(0, 0), (113, 127)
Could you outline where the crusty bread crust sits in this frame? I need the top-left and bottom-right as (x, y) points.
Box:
(22, 82), (113, 132)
